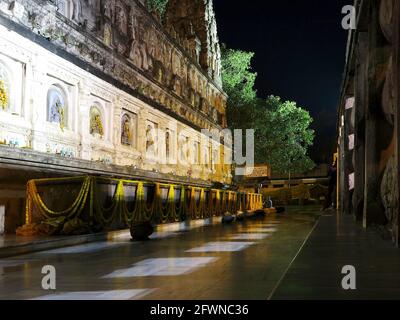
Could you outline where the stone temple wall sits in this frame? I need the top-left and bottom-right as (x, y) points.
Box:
(338, 0), (400, 246)
(0, 0), (232, 185)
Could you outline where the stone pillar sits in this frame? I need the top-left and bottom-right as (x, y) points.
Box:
(344, 97), (354, 216)
(392, 0), (400, 246)
(0, 205), (4, 235)
(353, 32), (368, 222)
(363, 0), (388, 228)
(30, 54), (47, 152)
(137, 108), (148, 168)
(338, 114), (345, 213)
(78, 80), (92, 161)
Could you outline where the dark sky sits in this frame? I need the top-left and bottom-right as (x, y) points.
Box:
(213, 0), (350, 163)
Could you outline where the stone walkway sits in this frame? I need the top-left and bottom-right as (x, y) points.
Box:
(0, 209), (317, 300)
(2, 206), (398, 300)
(272, 213), (400, 300)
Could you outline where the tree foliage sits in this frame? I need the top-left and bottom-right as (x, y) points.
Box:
(221, 47), (257, 105)
(221, 46), (315, 175)
(147, 0), (169, 20)
(254, 96), (315, 174)
(221, 46), (257, 130)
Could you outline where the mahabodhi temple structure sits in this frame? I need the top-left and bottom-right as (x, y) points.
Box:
(337, 0), (400, 246)
(0, 0), (262, 235)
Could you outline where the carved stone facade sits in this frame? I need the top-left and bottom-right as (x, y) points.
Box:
(0, 0), (227, 128)
(0, 0), (232, 232)
(337, 0), (400, 246)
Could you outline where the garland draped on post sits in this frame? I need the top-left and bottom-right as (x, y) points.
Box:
(25, 176), (91, 225)
(22, 175), (263, 235)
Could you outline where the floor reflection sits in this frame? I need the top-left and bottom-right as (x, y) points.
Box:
(103, 257), (217, 278)
(149, 232), (179, 240)
(37, 242), (129, 254)
(186, 242), (255, 253)
(0, 260), (35, 267)
(0, 208), (322, 300)
(240, 227), (278, 233)
(31, 289), (154, 300)
(229, 233), (270, 240)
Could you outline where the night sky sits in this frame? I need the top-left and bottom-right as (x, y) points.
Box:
(213, 0), (350, 163)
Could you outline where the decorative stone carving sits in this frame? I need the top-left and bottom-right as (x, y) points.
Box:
(0, 79), (8, 110)
(71, 0), (82, 23)
(145, 123), (156, 157)
(90, 106), (104, 137)
(171, 75), (182, 97)
(103, 23), (112, 46)
(0, 63), (9, 111)
(8, 0), (228, 143)
(119, 1), (225, 123)
(145, 26), (156, 57)
(381, 155), (398, 236)
(178, 135), (189, 162)
(152, 60), (164, 84)
(129, 40), (143, 69)
(165, 130), (171, 160)
(379, 0), (395, 43)
(47, 86), (66, 130)
(121, 113), (133, 146)
(382, 56), (395, 125)
(115, 1), (128, 36)
(103, 0), (114, 20)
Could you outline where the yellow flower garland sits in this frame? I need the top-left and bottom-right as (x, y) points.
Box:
(23, 175), (264, 232)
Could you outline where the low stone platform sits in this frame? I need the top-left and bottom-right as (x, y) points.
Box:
(0, 217), (223, 258)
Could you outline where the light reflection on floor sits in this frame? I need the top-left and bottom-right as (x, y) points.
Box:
(103, 257), (218, 278)
(229, 233), (270, 240)
(110, 231), (131, 241)
(186, 242), (255, 253)
(157, 219), (215, 233)
(31, 289), (155, 300)
(110, 231), (179, 241)
(241, 227), (278, 233)
(250, 223), (280, 227)
(37, 242), (128, 254)
(149, 232), (179, 240)
(0, 260), (34, 267)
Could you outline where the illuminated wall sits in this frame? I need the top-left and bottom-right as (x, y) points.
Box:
(0, 0), (232, 185)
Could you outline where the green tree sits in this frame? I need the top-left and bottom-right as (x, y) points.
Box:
(221, 46), (257, 130)
(221, 47), (315, 178)
(254, 96), (315, 180)
(147, 0), (169, 20)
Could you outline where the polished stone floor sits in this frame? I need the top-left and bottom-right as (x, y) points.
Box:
(0, 208), (317, 300)
(3, 206), (398, 300)
(272, 213), (400, 300)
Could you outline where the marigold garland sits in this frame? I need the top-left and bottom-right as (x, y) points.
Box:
(23, 176), (263, 234)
